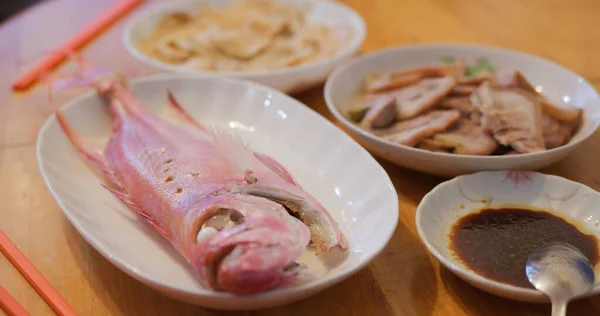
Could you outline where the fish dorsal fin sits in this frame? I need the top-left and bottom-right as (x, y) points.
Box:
(209, 127), (256, 180)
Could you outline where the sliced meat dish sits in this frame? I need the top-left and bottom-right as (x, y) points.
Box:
(495, 70), (582, 123)
(469, 111), (482, 125)
(394, 76), (456, 119)
(366, 63), (462, 93)
(347, 88), (406, 122)
(540, 100), (582, 123)
(373, 110), (460, 146)
(417, 138), (452, 153)
(366, 71), (423, 93)
(471, 82), (545, 153)
(359, 95), (396, 129)
(542, 115), (580, 149)
(345, 96), (370, 122)
(426, 119), (498, 155)
(438, 97), (476, 117)
(450, 85), (477, 96)
(346, 106), (368, 123)
(494, 70), (537, 94)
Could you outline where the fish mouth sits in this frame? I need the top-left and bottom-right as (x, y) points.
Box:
(205, 242), (303, 295)
(194, 207), (245, 244)
(193, 204), (306, 294)
(231, 184), (341, 252)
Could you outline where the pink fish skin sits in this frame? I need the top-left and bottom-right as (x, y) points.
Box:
(55, 81), (347, 295)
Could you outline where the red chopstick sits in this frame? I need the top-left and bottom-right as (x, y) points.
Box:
(0, 230), (76, 316)
(0, 284), (29, 316)
(12, 0), (145, 90)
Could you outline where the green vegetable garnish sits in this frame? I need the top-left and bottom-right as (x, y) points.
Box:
(465, 57), (495, 77)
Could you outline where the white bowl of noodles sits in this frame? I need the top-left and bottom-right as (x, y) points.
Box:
(123, 0), (366, 94)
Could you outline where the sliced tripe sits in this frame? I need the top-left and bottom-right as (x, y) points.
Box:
(373, 110), (460, 146)
(429, 119), (498, 155)
(471, 82), (545, 153)
(394, 76), (456, 119)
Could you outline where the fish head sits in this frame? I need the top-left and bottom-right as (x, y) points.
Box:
(185, 194), (311, 295)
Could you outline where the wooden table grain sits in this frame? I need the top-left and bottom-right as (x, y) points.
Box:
(2, 0), (600, 315)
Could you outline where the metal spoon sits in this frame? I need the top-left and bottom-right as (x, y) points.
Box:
(526, 242), (595, 316)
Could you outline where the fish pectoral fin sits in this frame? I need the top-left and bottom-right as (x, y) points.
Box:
(101, 184), (170, 240)
(166, 90), (207, 131)
(254, 152), (301, 187)
(209, 127), (256, 179)
(55, 111), (123, 188)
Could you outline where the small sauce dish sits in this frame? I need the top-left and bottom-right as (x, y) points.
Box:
(415, 170), (600, 302)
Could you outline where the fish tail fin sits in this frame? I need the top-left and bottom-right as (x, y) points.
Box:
(209, 127), (257, 182)
(167, 90), (207, 131)
(42, 51), (121, 95)
(55, 112), (122, 187)
(101, 184), (170, 240)
(96, 81), (147, 116)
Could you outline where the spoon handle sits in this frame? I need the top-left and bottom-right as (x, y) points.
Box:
(551, 300), (567, 316)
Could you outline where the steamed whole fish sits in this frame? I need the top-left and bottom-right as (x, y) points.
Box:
(55, 80), (347, 295)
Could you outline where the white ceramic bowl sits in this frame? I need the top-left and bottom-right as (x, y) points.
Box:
(416, 170), (600, 302)
(324, 43), (600, 177)
(37, 74), (398, 310)
(122, 0), (366, 95)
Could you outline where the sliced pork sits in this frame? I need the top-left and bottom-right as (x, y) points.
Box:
(471, 82), (545, 153)
(394, 76), (456, 119)
(450, 85), (477, 96)
(366, 71), (424, 93)
(438, 97), (476, 117)
(425, 119), (498, 155)
(366, 63), (463, 93)
(494, 70), (537, 94)
(351, 59), (583, 156)
(540, 101), (582, 123)
(373, 110), (460, 146)
(360, 96), (396, 129)
(542, 115), (580, 149)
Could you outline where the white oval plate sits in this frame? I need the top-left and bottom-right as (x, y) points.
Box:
(123, 0), (366, 94)
(37, 74), (398, 310)
(416, 170), (600, 302)
(325, 43), (600, 176)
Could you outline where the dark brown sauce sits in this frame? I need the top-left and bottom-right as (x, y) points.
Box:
(450, 207), (599, 288)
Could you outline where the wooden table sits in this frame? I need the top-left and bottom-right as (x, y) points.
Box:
(2, 0), (600, 315)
